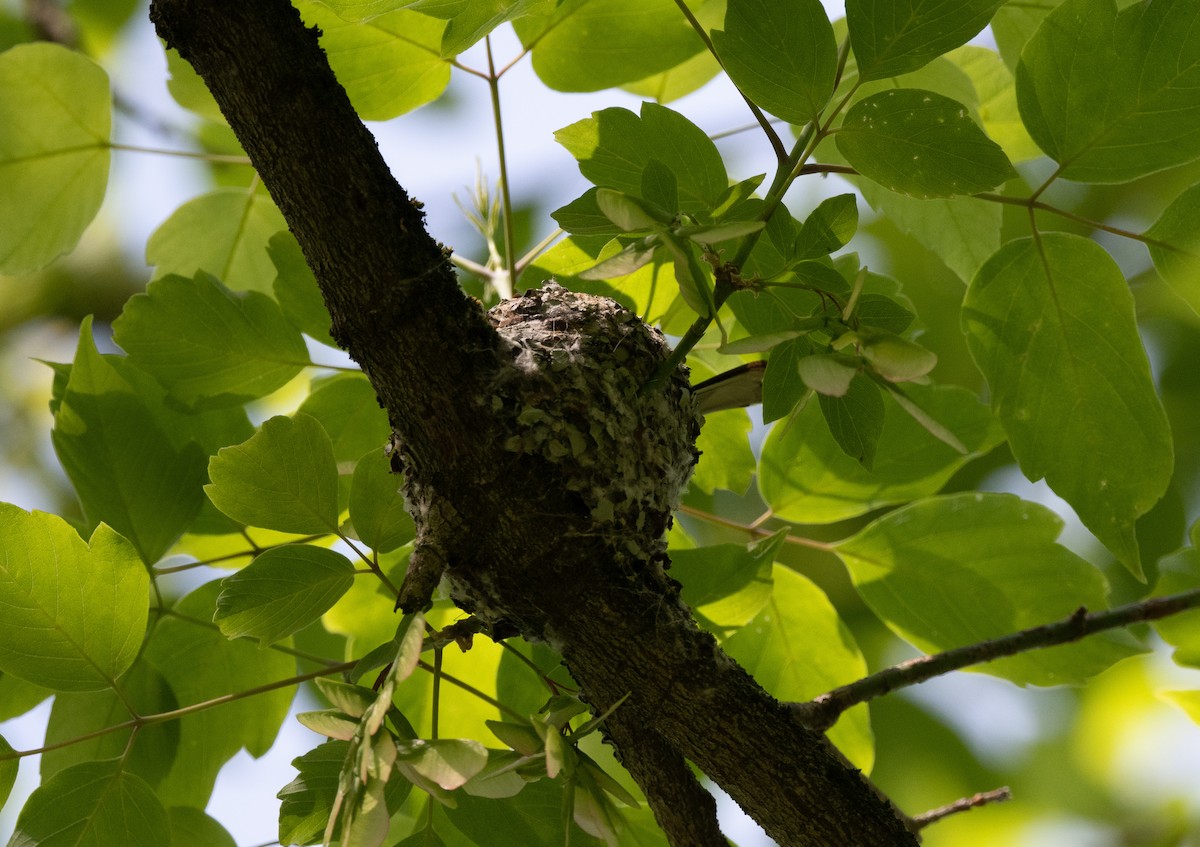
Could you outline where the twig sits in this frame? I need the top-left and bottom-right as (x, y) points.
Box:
(910, 787), (1012, 830)
(793, 588), (1200, 731)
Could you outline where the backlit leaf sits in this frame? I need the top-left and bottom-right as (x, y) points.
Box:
(962, 234), (1172, 575)
(818, 377), (884, 468)
(847, 0), (1005, 81)
(0, 43), (110, 274)
(759, 383), (1003, 523)
(836, 89), (1015, 198)
(167, 807), (237, 847)
(555, 103), (728, 213)
(0, 505), (146, 691)
(712, 0), (838, 124)
(724, 567), (874, 771)
(1016, 0), (1200, 183)
(836, 493), (1145, 684)
(6, 761), (169, 847)
(295, 1), (450, 118)
(1145, 182), (1200, 316)
(215, 545), (356, 645)
(112, 272), (310, 409)
(146, 188), (287, 294)
(269, 232), (337, 347)
(350, 449), (416, 553)
(514, 0), (706, 92)
(52, 320), (208, 563)
(144, 581), (294, 807)
(206, 413), (341, 534)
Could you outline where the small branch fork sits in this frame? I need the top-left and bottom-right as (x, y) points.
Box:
(792, 587), (1200, 733)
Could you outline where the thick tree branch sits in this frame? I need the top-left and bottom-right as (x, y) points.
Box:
(795, 588), (1200, 732)
(148, 2), (917, 844)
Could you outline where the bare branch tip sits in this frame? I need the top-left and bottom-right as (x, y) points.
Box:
(911, 786), (1013, 831)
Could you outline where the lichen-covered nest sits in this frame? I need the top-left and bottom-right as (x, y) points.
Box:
(487, 283), (702, 562)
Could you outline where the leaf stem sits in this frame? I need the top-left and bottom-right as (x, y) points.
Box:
(416, 658), (521, 719)
(670, 0), (786, 164)
(107, 142), (252, 165)
(485, 36), (519, 294)
(676, 504), (834, 551)
(792, 588), (1200, 731)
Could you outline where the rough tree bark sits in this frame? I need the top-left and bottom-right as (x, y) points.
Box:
(148, 2), (919, 844)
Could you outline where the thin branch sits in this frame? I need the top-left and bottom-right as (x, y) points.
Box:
(670, 0), (786, 164)
(974, 191), (1177, 250)
(485, 36), (518, 293)
(514, 227), (564, 275)
(0, 661), (357, 762)
(676, 504), (834, 552)
(416, 658), (523, 720)
(793, 588), (1200, 732)
(109, 142), (252, 165)
(910, 787), (1012, 830)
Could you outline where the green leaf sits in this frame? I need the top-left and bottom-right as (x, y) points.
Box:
(298, 374), (391, 464)
(146, 188), (287, 294)
(576, 237), (660, 281)
(396, 738), (487, 790)
(1151, 542), (1200, 668)
(52, 319), (208, 563)
(0, 43), (111, 274)
(295, 1), (451, 118)
(690, 408), (755, 495)
(962, 234), (1172, 576)
(144, 581), (294, 807)
(819, 377), (884, 469)
(712, 0), (837, 124)
(514, 0), (706, 92)
(350, 449), (415, 553)
(861, 184), (1000, 282)
(1146, 182), (1200, 315)
(6, 761), (169, 847)
(797, 354), (858, 397)
(847, 0), (1005, 81)
(762, 343), (812, 424)
(759, 383), (1003, 523)
(112, 272), (310, 408)
(165, 48), (224, 123)
(167, 807), (237, 847)
(442, 778), (593, 846)
(215, 545), (355, 645)
(1016, 0), (1200, 183)
(552, 189), (623, 237)
(595, 188), (664, 231)
(854, 293), (915, 335)
(836, 89), (1015, 198)
(42, 662), (178, 789)
(860, 331), (937, 382)
(206, 413), (341, 534)
(1162, 690), (1200, 725)
(836, 493), (1145, 685)
(0, 673), (52, 722)
(555, 103), (728, 213)
(671, 534), (782, 631)
(947, 46), (1043, 163)
(269, 231), (337, 347)
(794, 194), (858, 260)
(424, 0), (557, 57)
(280, 739), (410, 846)
(0, 505), (146, 691)
(0, 734), (16, 812)
(724, 567), (874, 771)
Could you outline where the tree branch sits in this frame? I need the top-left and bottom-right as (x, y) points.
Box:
(148, 2), (918, 843)
(793, 588), (1200, 732)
